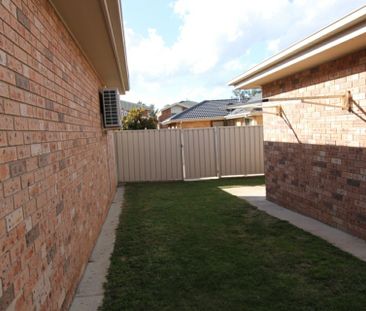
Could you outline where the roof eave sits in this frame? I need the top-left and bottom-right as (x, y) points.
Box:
(229, 5), (366, 89)
(159, 102), (193, 113)
(49, 0), (130, 93)
(164, 116), (226, 125)
(225, 114), (248, 120)
(225, 110), (263, 119)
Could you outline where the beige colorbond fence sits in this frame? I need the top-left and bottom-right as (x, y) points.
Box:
(114, 126), (264, 182)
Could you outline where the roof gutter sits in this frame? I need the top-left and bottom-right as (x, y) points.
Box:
(225, 113), (249, 120)
(100, 0), (130, 92)
(225, 109), (263, 120)
(162, 116), (226, 126)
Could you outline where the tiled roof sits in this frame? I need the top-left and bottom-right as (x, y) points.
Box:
(170, 99), (246, 120)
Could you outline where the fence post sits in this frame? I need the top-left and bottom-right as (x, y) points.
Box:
(180, 129), (186, 180)
(213, 127), (221, 178)
(114, 132), (121, 182)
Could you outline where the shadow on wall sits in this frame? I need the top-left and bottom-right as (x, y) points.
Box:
(277, 108), (302, 143)
(264, 141), (366, 240)
(351, 99), (366, 123)
(263, 49), (366, 97)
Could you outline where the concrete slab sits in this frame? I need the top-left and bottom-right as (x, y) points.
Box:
(69, 186), (124, 311)
(222, 185), (366, 262)
(70, 295), (104, 311)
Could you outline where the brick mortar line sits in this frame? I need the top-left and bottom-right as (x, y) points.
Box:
(0, 40), (98, 112)
(19, 0), (103, 89)
(0, 80), (100, 122)
(0, 9), (100, 104)
(0, 138), (106, 151)
(0, 139), (109, 178)
(0, 132), (105, 144)
(2, 155), (109, 203)
(0, 2), (119, 308)
(0, 38), (99, 115)
(0, 108), (101, 130)
(0, 86), (100, 123)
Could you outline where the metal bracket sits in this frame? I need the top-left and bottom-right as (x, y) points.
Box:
(276, 106), (283, 117)
(342, 91), (353, 112)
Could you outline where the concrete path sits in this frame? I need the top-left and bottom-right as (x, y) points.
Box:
(69, 186), (124, 311)
(222, 185), (366, 262)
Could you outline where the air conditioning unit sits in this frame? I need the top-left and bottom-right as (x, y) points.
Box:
(100, 88), (122, 128)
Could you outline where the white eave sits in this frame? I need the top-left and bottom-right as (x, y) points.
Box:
(225, 110), (262, 120)
(229, 5), (366, 89)
(225, 113), (249, 120)
(50, 0), (130, 93)
(159, 102), (192, 113)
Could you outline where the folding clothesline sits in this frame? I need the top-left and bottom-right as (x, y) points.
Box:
(234, 91), (353, 114)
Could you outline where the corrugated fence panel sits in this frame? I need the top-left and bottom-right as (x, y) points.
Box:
(183, 128), (217, 180)
(218, 126), (264, 176)
(115, 129), (183, 182)
(114, 126), (264, 182)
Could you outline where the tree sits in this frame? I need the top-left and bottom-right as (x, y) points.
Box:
(148, 104), (158, 118)
(232, 88), (261, 101)
(122, 108), (158, 130)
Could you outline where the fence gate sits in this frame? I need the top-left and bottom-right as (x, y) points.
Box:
(114, 126), (264, 182)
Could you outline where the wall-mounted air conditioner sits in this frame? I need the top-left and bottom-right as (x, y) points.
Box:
(100, 88), (122, 128)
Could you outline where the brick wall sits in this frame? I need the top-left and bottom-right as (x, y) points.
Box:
(252, 115), (263, 125)
(158, 108), (171, 123)
(262, 48), (366, 239)
(0, 0), (117, 310)
(158, 108), (171, 129)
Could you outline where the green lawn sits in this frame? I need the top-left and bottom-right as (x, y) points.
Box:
(101, 177), (366, 311)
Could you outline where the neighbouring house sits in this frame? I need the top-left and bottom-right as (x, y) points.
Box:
(225, 108), (263, 126)
(0, 0), (129, 310)
(225, 93), (263, 126)
(157, 100), (197, 128)
(120, 100), (151, 117)
(229, 6), (366, 240)
(162, 98), (263, 128)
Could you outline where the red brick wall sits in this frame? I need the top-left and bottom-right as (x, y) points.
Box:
(262, 48), (366, 239)
(158, 108), (171, 122)
(158, 108), (171, 129)
(0, 1), (117, 310)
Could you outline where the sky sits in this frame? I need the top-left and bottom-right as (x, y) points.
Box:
(120, 0), (365, 108)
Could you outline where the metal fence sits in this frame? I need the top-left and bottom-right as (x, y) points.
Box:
(114, 126), (264, 182)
